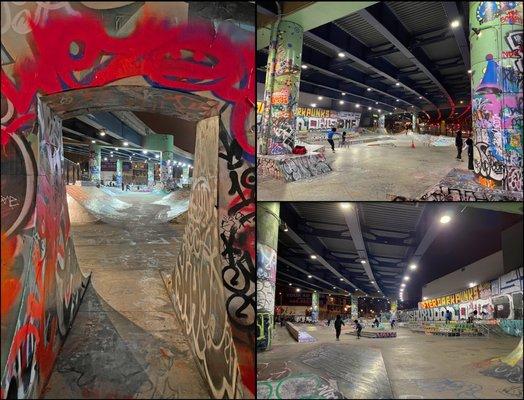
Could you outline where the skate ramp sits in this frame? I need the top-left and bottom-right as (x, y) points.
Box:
(67, 192), (100, 224)
(66, 185), (132, 222)
(480, 338), (523, 384)
(152, 189), (191, 222)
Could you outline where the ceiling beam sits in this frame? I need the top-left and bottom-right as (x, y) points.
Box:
(441, 1), (470, 70)
(358, 3), (454, 111)
(257, 1), (378, 50)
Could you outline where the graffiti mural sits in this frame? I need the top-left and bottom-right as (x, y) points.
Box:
(1, 2), (255, 398)
(260, 20), (303, 155)
(257, 243), (277, 352)
(470, 2), (523, 191)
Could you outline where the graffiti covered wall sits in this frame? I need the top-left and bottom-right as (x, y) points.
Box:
(1, 2), (255, 398)
(470, 1), (523, 192)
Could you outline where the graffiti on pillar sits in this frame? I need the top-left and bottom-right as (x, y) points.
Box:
(257, 244), (277, 314)
(311, 292), (319, 322)
(476, 2), (519, 25)
(264, 21), (303, 155)
(1, 3), (255, 398)
(257, 311), (274, 351)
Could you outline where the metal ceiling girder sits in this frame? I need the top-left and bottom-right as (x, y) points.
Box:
(278, 256), (351, 295)
(277, 270), (328, 291)
(76, 113), (143, 148)
(300, 44), (415, 108)
(256, 1), (378, 50)
(358, 3), (454, 110)
(341, 205), (382, 294)
(282, 204), (366, 294)
(304, 26), (431, 109)
(441, 1), (470, 70)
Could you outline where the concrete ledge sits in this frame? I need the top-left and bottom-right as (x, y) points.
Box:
(285, 322), (317, 343)
(257, 145), (331, 182)
(346, 330), (397, 338)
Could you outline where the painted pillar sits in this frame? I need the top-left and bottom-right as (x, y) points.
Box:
(412, 113), (418, 133)
(147, 161), (154, 187)
(116, 159), (123, 187)
(390, 299), (398, 320)
(181, 165), (190, 185)
(257, 202), (279, 351)
(88, 144), (101, 182)
(161, 150), (174, 190)
(259, 20), (304, 155)
(470, 2), (523, 191)
(351, 295), (359, 320)
(311, 291), (319, 323)
(378, 114), (385, 129)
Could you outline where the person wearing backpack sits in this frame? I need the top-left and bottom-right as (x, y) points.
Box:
(334, 315), (345, 341)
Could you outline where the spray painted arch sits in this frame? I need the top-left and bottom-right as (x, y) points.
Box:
(1, 12), (255, 399)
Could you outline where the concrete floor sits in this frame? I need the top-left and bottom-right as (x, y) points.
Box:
(258, 137), (468, 201)
(257, 324), (522, 399)
(42, 193), (209, 399)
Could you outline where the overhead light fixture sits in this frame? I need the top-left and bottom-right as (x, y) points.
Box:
(467, 69), (472, 74)
(308, 275), (312, 278)
(339, 100), (344, 104)
(368, 106), (372, 110)
(123, 141), (129, 146)
(289, 283), (292, 286)
(99, 130), (106, 137)
(310, 255), (317, 259)
(419, 96), (422, 99)
(318, 96), (323, 100)
(401, 283), (406, 287)
(103, 157), (108, 161)
(114, 147), (118, 150)
(403, 276), (410, 281)
(296, 288), (301, 292)
(360, 260), (366, 264)
(409, 264), (417, 271)
(333, 286), (336, 289)
(110, 151), (113, 154)
(450, 19), (460, 28)
(396, 99), (400, 102)
(375, 101), (378, 105)
(355, 104), (360, 108)
(338, 52), (345, 58)
(460, 100), (464, 104)
(301, 64), (308, 69)
(342, 92), (346, 96)
(423, 296), (428, 300)
(371, 280), (374, 283)
(155, 154), (160, 159)
(142, 150), (147, 154)
(340, 202), (351, 209)
(311, 103), (317, 107)
(340, 278), (344, 281)
(469, 282), (476, 288)
(367, 88), (371, 91)
(378, 109), (381, 112)
(395, 82), (400, 86)
(440, 215), (451, 224)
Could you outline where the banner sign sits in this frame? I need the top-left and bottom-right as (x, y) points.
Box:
(418, 284), (486, 309)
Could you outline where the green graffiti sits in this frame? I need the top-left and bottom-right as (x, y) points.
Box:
(499, 319), (523, 336)
(257, 373), (343, 399)
(257, 311), (274, 351)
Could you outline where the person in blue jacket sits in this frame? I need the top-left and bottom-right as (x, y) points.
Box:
(326, 127), (341, 153)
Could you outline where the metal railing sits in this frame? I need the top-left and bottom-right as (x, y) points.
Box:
(63, 158), (81, 185)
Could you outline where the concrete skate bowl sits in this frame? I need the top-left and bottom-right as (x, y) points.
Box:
(1, 8), (255, 398)
(479, 338), (523, 384)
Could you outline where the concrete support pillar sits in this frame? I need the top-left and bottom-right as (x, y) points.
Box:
(116, 159), (123, 187)
(390, 299), (398, 320)
(311, 291), (319, 323)
(257, 202), (280, 351)
(161, 150), (174, 190)
(412, 113), (418, 133)
(147, 161), (154, 187)
(181, 165), (190, 185)
(351, 295), (359, 320)
(469, 2), (523, 192)
(378, 114), (385, 129)
(88, 144), (101, 182)
(259, 20), (304, 155)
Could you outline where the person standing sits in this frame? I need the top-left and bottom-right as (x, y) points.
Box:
(334, 315), (345, 341)
(455, 130), (464, 161)
(326, 127), (340, 153)
(466, 135), (474, 170)
(445, 310), (452, 324)
(354, 319), (363, 339)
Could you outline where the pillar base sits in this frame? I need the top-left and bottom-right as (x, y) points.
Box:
(257, 145), (331, 182)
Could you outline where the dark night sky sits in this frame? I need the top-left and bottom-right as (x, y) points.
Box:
(405, 206), (522, 304)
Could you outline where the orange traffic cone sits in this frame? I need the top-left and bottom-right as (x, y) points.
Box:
(411, 139), (415, 148)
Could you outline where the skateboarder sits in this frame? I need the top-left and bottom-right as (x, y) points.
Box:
(326, 127), (340, 153)
(354, 319), (363, 339)
(334, 315), (345, 341)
